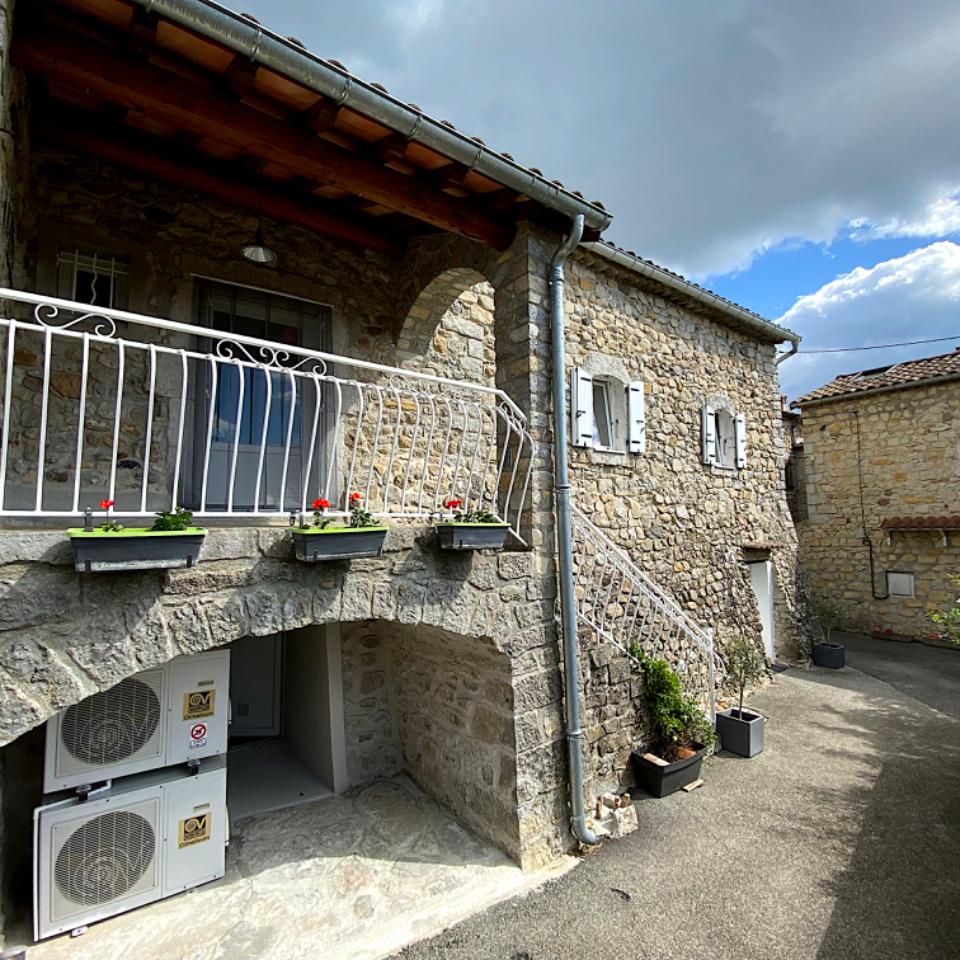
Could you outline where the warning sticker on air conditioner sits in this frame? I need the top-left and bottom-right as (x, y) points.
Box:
(183, 689), (216, 721)
(178, 813), (211, 848)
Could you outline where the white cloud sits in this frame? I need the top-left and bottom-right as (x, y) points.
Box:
(777, 242), (960, 398)
(848, 190), (960, 241)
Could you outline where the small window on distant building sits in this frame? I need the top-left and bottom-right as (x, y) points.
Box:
(886, 571), (916, 597)
(56, 248), (131, 310)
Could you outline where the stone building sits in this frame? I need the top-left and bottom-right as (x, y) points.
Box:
(0, 0), (808, 948)
(792, 350), (960, 638)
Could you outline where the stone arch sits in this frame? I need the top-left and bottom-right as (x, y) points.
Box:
(396, 266), (496, 388)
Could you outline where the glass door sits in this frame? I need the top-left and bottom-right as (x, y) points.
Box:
(195, 282), (331, 512)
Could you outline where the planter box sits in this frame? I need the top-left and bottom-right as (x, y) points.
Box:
(435, 523), (509, 551)
(630, 744), (706, 798)
(292, 526), (387, 562)
(812, 641), (845, 669)
(67, 528), (206, 573)
(716, 708), (765, 758)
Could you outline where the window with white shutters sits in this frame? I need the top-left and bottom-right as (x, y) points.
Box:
(627, 381), (645, 454)
(571, 367), (594, 448)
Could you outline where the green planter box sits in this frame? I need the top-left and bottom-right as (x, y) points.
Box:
(292, 526), (388, 562)
(435, 523), (509, 551)
(67, 528), (207, 573)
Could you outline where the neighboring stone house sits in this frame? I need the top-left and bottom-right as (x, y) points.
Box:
(792, 350), (960, 638)
(0, 0), (808, 947)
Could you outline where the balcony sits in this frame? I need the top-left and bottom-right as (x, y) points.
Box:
(0, 289), (536, 545)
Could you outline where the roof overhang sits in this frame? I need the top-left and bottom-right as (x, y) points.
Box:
(13, 0), (612, 257)
(792, 372), (960, 409)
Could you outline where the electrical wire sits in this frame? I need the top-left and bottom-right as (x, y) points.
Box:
(799, 334), (960, 355)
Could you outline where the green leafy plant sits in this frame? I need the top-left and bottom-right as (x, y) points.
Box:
(928, 573), (960, 646)
(725, 636), (767, 717)
(151, 507), (194, 531)
(629, 646), (716, 751)
(814, 596), (845, 644)
(97, 498), (123, 533)
(441, 497), (501, 524)
(346, 492), (379, 528)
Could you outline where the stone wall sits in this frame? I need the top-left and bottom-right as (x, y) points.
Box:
(796, 382), (960, 637)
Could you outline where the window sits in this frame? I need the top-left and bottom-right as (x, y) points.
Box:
(56, 248), (131, 309)
(592, 380), (614, 449)
(571, 368), (646, 454)
(702, 403), (747, 469)
(886, 572), (916, 597)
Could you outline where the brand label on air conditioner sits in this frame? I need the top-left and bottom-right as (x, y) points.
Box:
(182, 690), (216, 721)
(178, 813), (211, 848)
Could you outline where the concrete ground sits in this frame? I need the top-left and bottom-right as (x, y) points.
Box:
(22, 775), (572, 960)
(402, 639), (960, 960)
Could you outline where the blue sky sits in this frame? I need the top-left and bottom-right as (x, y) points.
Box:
(239, 0), (960, 400)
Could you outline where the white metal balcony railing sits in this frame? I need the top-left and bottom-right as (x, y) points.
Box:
(0, 289), (536, 544)
(571, 504), (720, 719)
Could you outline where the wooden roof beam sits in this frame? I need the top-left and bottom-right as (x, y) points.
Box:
(14, 28), (514, 249)
(37, 112), (405, 258)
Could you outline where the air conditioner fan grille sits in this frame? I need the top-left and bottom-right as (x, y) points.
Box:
(54, 809), (156, 906)
(60, 677), (161, 765)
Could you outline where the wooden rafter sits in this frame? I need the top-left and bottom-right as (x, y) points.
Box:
(38, 109), (406, 257)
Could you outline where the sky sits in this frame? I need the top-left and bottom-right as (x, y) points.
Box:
(239, 0), (960, 399)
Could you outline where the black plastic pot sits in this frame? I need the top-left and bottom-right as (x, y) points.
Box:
(435, 523), (509, 551)
(68, 528), (206, 573)
(812, 641), (846, 669)
(716, 708), (765, 758)
(292, 526), (387, 562)
(631, 744), (706, 798)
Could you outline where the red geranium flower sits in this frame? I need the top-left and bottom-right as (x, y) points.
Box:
(99, 499), (115, 510)
(349, 491), (362, 502)
(312, 498), (330, 510)
(443, 497), (463, 510)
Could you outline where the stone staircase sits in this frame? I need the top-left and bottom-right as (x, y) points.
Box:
(570, 504), (721, 719)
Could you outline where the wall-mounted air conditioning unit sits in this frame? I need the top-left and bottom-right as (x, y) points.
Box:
(44, 650), (230, 793)
(34, 756), (227, 940)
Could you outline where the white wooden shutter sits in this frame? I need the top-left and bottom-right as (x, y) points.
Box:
(627, 381), (646, 454)
(735, 412), (747, 468)
(571, 367), (594, 448)
(701, 404), (716, 465)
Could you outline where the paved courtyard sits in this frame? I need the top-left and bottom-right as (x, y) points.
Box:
(402, 637), (960, 960)
(23, 776), (572, 960)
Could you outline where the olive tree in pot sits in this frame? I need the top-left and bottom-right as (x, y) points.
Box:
(629, 649), (716, 798)
(716, 636), (767, 757)
(813, 597), (846, 668)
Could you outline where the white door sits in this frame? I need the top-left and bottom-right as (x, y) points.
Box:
(196, 283), (331, 512)
(748, 560), (776, 661)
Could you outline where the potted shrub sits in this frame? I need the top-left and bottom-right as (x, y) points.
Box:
(716, 636), (767, 757)
(928, 573), (960, 646)
(68, 501), (206, 573)
(435, 496), (509, 551)
(812, 597), (846, 668)
(629, 650), (716, 798)
(292, 493), (387, 562)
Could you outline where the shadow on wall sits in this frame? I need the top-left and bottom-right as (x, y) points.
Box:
(780, 670), (960, 960)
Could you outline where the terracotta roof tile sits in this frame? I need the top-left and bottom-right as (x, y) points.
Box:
(792, 350), (960, 406)
(882, 516), (960, 530)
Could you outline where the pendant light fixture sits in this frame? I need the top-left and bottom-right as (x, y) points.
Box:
(241, 218), (278, 266)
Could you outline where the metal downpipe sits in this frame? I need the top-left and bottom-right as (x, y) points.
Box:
(549, 214), (597, 847)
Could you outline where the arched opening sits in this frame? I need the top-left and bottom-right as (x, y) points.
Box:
(396, 266), (496, 389)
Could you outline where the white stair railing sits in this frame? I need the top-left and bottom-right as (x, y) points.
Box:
(0, 289), (535, 543)
(571, 503), (720, 720)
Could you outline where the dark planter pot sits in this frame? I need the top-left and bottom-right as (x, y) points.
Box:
(68, 528), (206, 573)
(436, 523), (510, 551)
(716, 708), (765, 758)
(630, 744), (706, 798)
(812, 641), (846, 669)
(293, 526), (388, 562)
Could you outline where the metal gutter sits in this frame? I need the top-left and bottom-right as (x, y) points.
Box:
(548, 214), (597, 848)
(136, 0), (612, 232)
(582, 241), (799, 346)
